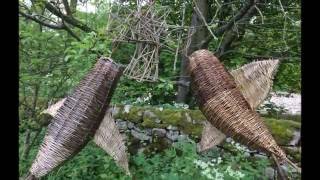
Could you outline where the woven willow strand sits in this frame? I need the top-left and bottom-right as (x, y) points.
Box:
(198, 59), (279, 152)
(27, 57), (123, 179)
(40, 100), (131, 175)
(94, 108), (130, 175)
(41, 98), (66, 117)
(189, 50), (297, 170)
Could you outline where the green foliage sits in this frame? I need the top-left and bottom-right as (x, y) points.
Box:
(20, 130), (281, 179)
(214, 0), (301, 93)
(19, 1), (301, 179)
(112, 77), (177, 106)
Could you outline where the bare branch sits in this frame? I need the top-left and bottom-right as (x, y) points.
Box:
(62, 21), (81, 41)
(203, 0), (261, 45)
(193, 0), (217, 40)
(62, 0), (73, 16)
(19, 11), (64, 29)
(214, 0), (257, 35)
(45, 2), (93, 32)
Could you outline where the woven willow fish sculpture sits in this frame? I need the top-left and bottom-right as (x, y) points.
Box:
(40, 100), (130, 176)
(188, 49), (299, 170)
(198, 59), (279, 152)
(26, 57), (127, 179)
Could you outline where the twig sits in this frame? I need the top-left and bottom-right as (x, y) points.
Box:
(254, 5), (264, 24)
(173, 3), (186, 71)
(193, 0), (217, 40)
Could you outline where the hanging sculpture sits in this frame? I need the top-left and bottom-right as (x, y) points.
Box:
(110, 3), (170, 82)
(39, 100), (130, 176)
(33, 51), (298, 178)
(198, 59), (280, 152)
(188, 49), (299, 171)
(42, 59), (281, 158)
(25, 57), (127, 179)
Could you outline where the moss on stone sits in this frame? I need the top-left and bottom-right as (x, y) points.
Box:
(189, 110), (206, 122)
(154, 109), (183, 126)
(264, 118), (300, 145)
(141, 117), (167, 129)
(180, 124), (203, 139)
(261, 114), (301, 122)
(113, 105), (301, 149)
(115, 106), (144, 123)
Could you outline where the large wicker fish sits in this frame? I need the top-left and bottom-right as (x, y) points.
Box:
(26, 57), (125, 179)
(40, 100), (130, 176)
(198, 59), (279, 152)
(188, 49), (298, 170)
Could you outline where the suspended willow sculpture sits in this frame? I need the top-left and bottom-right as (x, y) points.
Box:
(198, 59), (280, 152)
(39, 100), (130, 176)
(26, 58), (125, 179)
(188, 49), (300, 171)
(110, 3), (170, 82)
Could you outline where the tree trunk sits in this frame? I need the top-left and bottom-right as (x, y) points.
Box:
(176, 0), (209, 103)
(70, 0), (77, 14)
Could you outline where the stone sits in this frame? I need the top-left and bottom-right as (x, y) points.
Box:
(145, 129), (152, 136)
(167, 125), (178, 130)
(115, 119), (127, 131)
(127, 122), (134, 129)
(138, 147), (146, 154)
(280, 165), (289, 174)
(225, 137), (232, 143)
(144, 110), (161, 124)
(166, 130), (180, 141)
(254, 153), (268, 159)
(109, 106), (120, 116)
(184, 113), (192, 123)
(152, 128), (166, 137)
(137, 111), (143, 117)
(124, 105), (131, 113)
(265, 167), (275, 180)
(177, 134), (189, 141)
(133, 126), (143, 133)
(289, 131), (300, 146)
(144, 110), (157, 118)
(131, 129), (151, 141)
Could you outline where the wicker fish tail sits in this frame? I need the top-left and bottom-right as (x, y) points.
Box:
(198, 59), (280, 152)
(26, 57), (124, 179)
(188, 49), (299, 171)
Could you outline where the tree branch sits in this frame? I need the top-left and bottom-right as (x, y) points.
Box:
(19, 11), (64, 29)
(62, 0), (73, 16)
(62, 21), (81, 41)
(204, 0), (261, 45)
(20, 10), (82, 41)
(44, 2), (93, 32)
(215, 0), (257, 35)
(215, 30), (238, 58)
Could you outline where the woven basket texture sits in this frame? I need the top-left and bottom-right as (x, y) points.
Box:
(189, 49), (287, 162)
(28, 57), (123, 178)
(40, 102), (130, 175)
(94, 108), (130, 175)
(198, 59), (279, 152)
